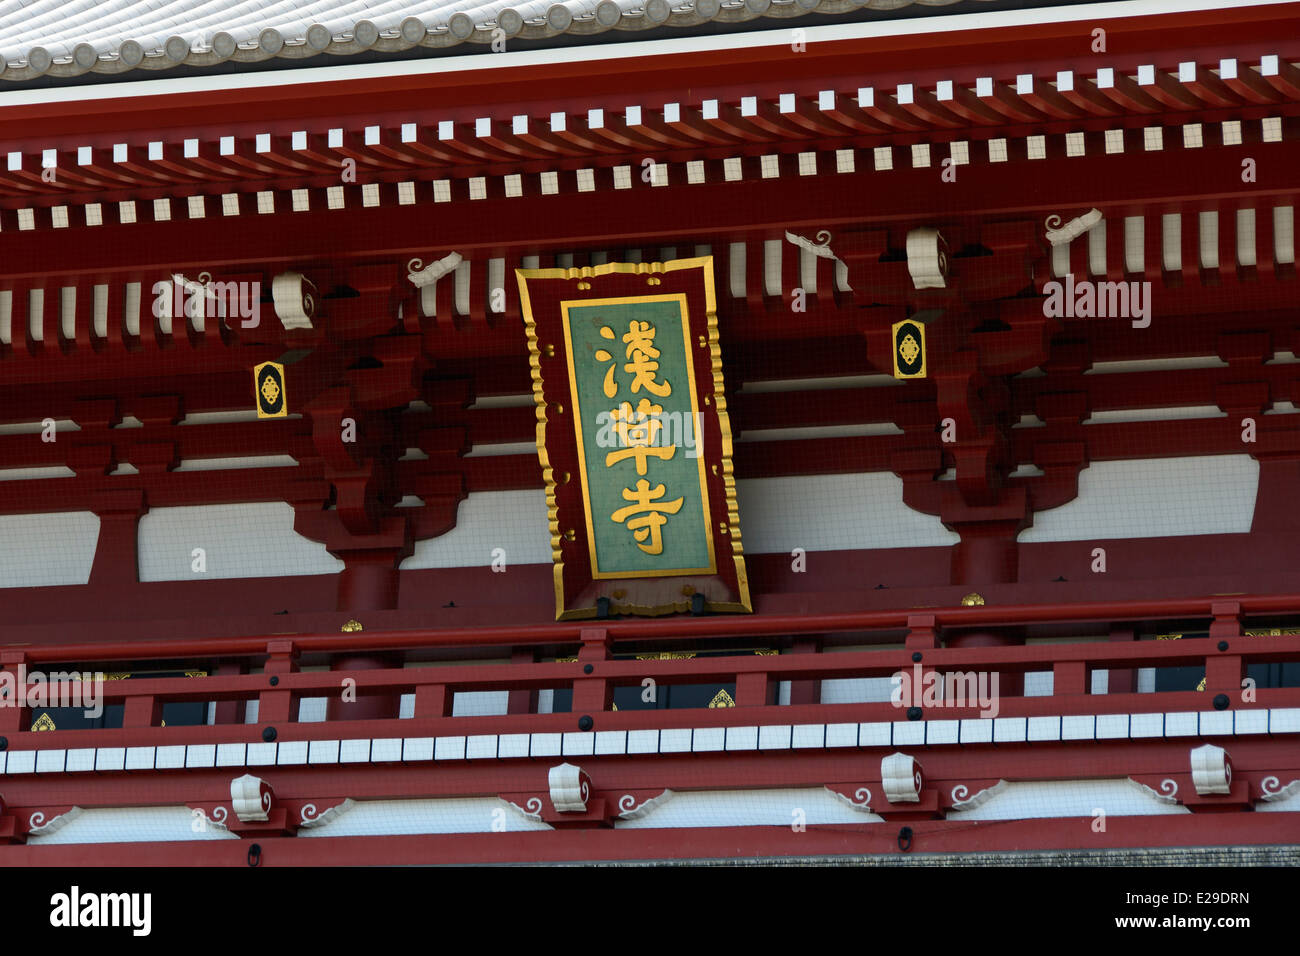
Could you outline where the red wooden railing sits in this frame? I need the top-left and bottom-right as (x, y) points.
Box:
(3, 595), (1299, 750)
(8, 594), (1300, 663)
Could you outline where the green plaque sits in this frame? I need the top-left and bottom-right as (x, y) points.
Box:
(562, 294), (716, 579)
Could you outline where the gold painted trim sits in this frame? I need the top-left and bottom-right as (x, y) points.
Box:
(517, 256), (751, 620)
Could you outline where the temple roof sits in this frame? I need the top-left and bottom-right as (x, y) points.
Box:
(0, 0), (1074, 85)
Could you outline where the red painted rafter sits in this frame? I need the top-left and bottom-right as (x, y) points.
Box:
(2, 135), (1296, 283)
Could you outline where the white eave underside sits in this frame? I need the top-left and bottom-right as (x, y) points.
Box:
(0, 0), (1283, 87)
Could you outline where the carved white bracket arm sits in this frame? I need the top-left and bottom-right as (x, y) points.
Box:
(784, 229), (839, 261)
(407, 252), (462, 318)
(1045, 208), (1103, 246)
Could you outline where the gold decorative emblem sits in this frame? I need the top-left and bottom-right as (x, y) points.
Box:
(31, 713), (56, 731)
(890, 318), (927, 379)
(899, 334), (921, 365)
(254, 360), (287, 418)
(260, 374), (280, 406)
(341, 619), (364, 632)
(708, 688), (736, 708)
(961, 593), (986, 606)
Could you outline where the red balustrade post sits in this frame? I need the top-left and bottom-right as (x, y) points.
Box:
(507, 648), (539, 714)
(1108, 627), (1138, 694)
(413, 683), (452, 718)
(122, 695), (161, 728)
(1204, 655), (1245, 698)
(211, 661), (247, 725)
(1053, 660), (1088, 698)
(735, 671), (772, 707)
(899, 615), (943, 713)
(571, 628), (611, 715)
(1205, 601), (1245, 701)
(0, 651), (29, 734)
(257, 640), (298, 724)
(1209, 601), (1242, 642)
(905, 615), (938, 651)
(786, 636), (822, 706)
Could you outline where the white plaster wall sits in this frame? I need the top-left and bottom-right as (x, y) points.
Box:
(403, 473), (959, 571)
(948, 779), (1190, 820)
(138, 502), (343, 581)
(736, 473), (960, 552)
(401, 490), (551, 569)
(614, 787), (883, 828)
(1020, 455), (1258, 542)
(27, 807), (237, 844)
(295, 798), (552, 836)
(0, 511), (99, 588)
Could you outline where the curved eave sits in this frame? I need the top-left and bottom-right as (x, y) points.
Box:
(0, 0), (1295, 137)
(0, 0), (1283, 89)
(0, 0), (1001, 85)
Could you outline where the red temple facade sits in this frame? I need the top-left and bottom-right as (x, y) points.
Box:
(0, 0), (1298, 865)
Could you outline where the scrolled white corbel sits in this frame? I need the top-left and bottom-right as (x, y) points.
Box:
(272, 271), (316, 330)
(1190, 743), (1232, 795)
(881, 752), (924, 804)
(547, 763), (591, 813)
(1044, 208), (1103, 246)
(905, 228), (948, 289)
(230, 774), (274, 822)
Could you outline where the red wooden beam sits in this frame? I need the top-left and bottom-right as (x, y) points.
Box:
(5, 593), (1300, 663)
(2, 812), (1296, 866)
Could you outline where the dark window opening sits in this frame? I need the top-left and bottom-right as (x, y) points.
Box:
(28, 670), (210, 732)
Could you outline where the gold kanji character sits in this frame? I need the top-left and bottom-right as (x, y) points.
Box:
(594, 325), (618, 398)
(622, 320), (670, 397)
(605, 398), (676, 475)
(611, 479), (683, 555)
